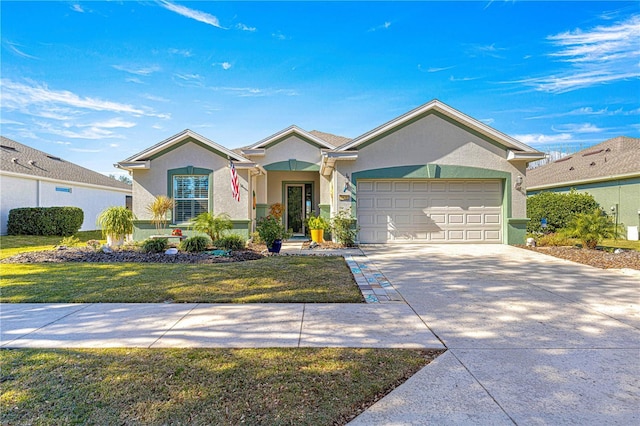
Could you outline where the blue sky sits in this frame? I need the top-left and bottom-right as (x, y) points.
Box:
(1, 1), (639, 177)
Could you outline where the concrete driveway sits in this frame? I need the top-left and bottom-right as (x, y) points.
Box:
(350, 244), (640, 425)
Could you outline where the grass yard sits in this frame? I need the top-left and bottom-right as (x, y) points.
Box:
(600, 238), (640, 251)
(0, 231), (103, 260)
(0, 256), (362, 303)
(0, 347), (442, 425)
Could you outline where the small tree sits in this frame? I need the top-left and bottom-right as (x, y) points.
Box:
(146, 195), (174, 232)
(191, 212), (233, 242)
(561, 209), (623, 249)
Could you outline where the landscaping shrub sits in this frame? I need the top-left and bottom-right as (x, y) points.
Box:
(59, 236), (81, 247)
(180, 236), (210, 253)
(532, 233), (576, 247)
(141, 238), (168, 253)
(214, 235), (246, 250)
(331, 208), (359, 247)
(561, 208), (623, 249)
(7, 207), (83, 236)
(527, 190), (599, 234)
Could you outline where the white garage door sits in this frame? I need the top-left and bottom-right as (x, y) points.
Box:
(357, 179), (503, 243)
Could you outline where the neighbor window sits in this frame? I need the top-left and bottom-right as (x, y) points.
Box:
(173, 175), (208, 222)
(55, 186), (72, 193)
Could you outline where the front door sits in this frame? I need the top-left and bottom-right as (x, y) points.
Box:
(285, 183), (312, 235)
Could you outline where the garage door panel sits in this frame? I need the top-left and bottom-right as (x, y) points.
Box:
(357, 179), (503, 243)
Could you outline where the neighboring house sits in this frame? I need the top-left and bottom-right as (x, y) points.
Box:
(116, 100), (544, 244)
(527, 136), (640, 240)
(0, 137), (132, 235)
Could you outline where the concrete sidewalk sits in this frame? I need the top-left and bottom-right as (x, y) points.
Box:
(0, 302), (444, 349)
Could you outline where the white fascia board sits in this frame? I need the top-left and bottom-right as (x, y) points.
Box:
(527, 172), (640, 191)
(320, 151), (358, 176)
(115, 161), (150, 170)
(508, 150), (546, 161)
(240, 148), (266, 157)
(0, 170), (132, 194)
(248, 125), (335, 150)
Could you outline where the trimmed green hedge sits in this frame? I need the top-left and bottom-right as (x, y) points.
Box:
(7, 207), (84, 236)
(526, 190), (599, 234)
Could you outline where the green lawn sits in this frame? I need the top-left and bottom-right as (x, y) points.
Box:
(0, 230), (103, 259)
(0, 256), (363, 303)
(0, 348), (442, 425)
(600, 238), (640, 251)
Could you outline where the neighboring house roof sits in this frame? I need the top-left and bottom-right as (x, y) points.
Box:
(117, 129), (253, 170)
(0, 136), (131, 191)
(527, 136), (640, 190)
(335, 99), (543, 159)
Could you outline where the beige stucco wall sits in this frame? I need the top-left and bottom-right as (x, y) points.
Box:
(333, 113), (528, 218)
(132, 140), (249, 222)
(261, 135), (324, 167)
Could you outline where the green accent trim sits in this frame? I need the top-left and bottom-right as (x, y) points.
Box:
(256, 203), (269, 220)
(167, 166), (213, 225)
(264, 160), (320, 171)
(149, 138), (231, 161)
(354, 110), (508, 153)
(507, 218), (530, 245)
(352, 164), (513, 244)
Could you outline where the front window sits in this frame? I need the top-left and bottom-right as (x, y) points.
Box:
(173, 175), (208, 222)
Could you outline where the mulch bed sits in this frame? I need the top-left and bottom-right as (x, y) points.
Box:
(518, 245), (640, 270)
(1, 248), (264, 264)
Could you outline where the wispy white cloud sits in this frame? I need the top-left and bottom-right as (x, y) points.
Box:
(449, 75), (480, 82)
(70, 4), (84, 13)
(4, 41), (38, 60)
(80, 118), (137, 129)
(236, 23), (256, 32)
(217, 62), (232, 70)
(467, 43), (507, 59)
(551, 123), (603, 133)
(272, 31), (288, 40)
(418, 65), (455, 73)
(513, 133), (573, 145)
(157, 1), (224, 29)
(0, 118), (24, 125)
(210, 86), (298, 97)
(526, 105), (640, 119)
(112, 64), (161, 76)
(174, 73), (203, 82)
(519, 15), (640, 93)
(368, 21), (391, 32)
(168, 48), (193, 57)
(141, 94), (170, 103)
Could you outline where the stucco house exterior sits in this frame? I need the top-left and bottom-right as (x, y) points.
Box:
(0, 136), (132, 235)
(116, 100), (544, 244)
(527, 136), (640, 240)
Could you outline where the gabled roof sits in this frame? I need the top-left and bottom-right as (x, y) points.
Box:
(335, 99), (543, 157)
(0, 136), (131, 191)
(117, 129), (252, 170)
(308, 130), (351, 147)
(244, 125), (338, 150)
(527, 136), (640, 189)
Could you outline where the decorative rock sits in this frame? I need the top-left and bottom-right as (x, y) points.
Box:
(526, 237), (536, 247)
(102, 245), (113, 254)
(614, 248), (624, 254)
(165, 248), (179, 255)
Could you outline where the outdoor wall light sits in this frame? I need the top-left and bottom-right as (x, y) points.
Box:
(514, 175), (523, 190)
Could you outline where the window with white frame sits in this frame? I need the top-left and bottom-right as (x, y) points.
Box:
(173, 175), (208, 222)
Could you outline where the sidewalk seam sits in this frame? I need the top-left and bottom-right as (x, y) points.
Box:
(297, 303), (306, 347)
(1, 303), (93, 347)
(148, 303), (201, 348)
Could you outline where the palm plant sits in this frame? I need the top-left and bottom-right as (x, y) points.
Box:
(562, 208), (623, 249)
(96, 206), (134, 246)
(191, 212), (233, 242)
(146, 195), (175, 232)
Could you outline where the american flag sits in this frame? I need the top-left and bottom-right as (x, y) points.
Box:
(229, 160), (240, 202)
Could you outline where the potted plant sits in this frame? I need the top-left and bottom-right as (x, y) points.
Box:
(307, 215), (329, 243)
(96, 206), (134, 247)
(257, 215), (292, 253)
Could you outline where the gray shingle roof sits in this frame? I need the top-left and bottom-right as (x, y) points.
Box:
(308, 130), (351, 147)
(0, 136), (131, 190)
(527, 136), (640, 189)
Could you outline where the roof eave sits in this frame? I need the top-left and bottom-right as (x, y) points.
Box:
(508, 150), (546, 162)
(115, 161), (151, 171)
(248, 126), (336, 150)
(527, 171), (640, 191)
(320, 151), (359, 176)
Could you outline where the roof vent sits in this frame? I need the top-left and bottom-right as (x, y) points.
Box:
(590, 162), (596, 166)
(28, 160), (36, 166)
(605, 148), (611, 152)
(11, 157), (18, 163)
(583, 149), (604, 157)
(1, 145), (17, 152)
(569, 166), (575, 170)
(47, 155), (62, 161)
